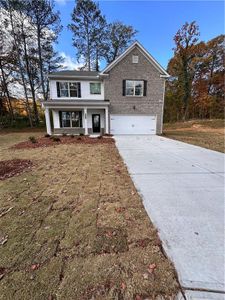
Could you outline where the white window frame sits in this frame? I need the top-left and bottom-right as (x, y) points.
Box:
(90, 82), (101, 95)
(125, 80), (144, 97)
(58, 82), (80, 98)
(61, 111), (82, 128)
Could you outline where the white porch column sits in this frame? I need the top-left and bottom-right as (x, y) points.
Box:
(105, 107), (109, 134)
(84, 107), (88, 135)
(44, 108), (52, 135)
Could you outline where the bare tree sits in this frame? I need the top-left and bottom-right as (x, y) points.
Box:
(103, 21), (137, 64)
(27, 0), (62, 101)
(0, 0), (33, 126)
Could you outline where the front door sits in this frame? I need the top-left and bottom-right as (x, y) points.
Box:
(92, 114), (101, 133)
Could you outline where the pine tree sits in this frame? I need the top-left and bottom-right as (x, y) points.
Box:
(27, 0), (62, 102)
(69, 0), (106, 71)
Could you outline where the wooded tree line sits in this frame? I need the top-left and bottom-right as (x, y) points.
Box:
(164, 22), (224, 122)
(0, 0), (62, 127)
(0, 0), (137, 127)
(0, 1), (223, 128)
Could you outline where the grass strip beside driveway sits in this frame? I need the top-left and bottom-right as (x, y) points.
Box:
(0, 132), (179, 299)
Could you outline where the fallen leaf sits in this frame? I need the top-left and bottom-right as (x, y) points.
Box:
(147, 263), (156, 274)
(121, 282), (126, 290)
(31, 264), (40, 271)
(115, 207), (125, 213)
(143, 272), (149, 280)
(105, 231), (113, 238)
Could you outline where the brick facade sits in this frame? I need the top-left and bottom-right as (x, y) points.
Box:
(104, 47), (165, 134)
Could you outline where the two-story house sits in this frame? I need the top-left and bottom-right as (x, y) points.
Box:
(42, 41), (169, 135)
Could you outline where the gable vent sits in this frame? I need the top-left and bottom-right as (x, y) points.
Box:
(132, 55), (139, 63)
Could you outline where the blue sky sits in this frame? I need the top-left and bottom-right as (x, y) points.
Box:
(55, 0), (224, 70)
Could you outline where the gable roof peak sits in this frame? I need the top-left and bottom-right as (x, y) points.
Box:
(100, 40), (169, 77)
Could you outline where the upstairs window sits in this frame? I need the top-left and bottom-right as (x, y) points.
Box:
(58, 82), (69, 97)
(90, 82), (101, 94)
(125, 80), (144, 96)
(56, 82), (81, 98)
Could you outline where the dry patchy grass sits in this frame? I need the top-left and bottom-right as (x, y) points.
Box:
(0, 132), (179, 299)
(163, 119), (225, 153)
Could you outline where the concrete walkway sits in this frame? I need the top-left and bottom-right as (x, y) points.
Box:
(115, 135), (225, 299)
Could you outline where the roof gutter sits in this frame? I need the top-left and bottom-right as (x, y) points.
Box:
(48, 75), (101, 80)
(160, 74), (170, 78)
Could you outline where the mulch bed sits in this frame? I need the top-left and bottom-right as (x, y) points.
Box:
(11, 136), (115, 150)
(0, 159), (33, 180)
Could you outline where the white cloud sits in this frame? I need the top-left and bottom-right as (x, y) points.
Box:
(59, 52), (84, 70)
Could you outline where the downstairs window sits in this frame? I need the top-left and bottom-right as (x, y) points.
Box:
(60, 111), (82, 128)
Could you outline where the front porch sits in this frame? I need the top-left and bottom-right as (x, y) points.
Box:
(42, 100), (109, 136)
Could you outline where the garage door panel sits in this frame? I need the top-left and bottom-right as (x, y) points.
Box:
(110, 115), (156, 135)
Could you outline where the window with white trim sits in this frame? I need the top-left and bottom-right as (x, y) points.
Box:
(57, 82), (81, 98)
(125, 80), (144, 96)
(90, 82), (101, 94)
(60, 111), (82, 128)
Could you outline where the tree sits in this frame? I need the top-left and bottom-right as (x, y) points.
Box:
(0, 12), (17, 123)
(192, 35), (225, 118)
(172, 21), (200, 120)
(27, 0), (62, 101)
(0, 0), (62, 127)
(0, 0), (34, 127)
(69, 0), (107, 71)
(16, 5), (40, 124)
(103, 21), (137, 64)
(165, 32), (224, 122)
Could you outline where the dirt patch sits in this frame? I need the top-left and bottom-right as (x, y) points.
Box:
(167, 124), (224, 134)
(0, 159), (33, 180)
(11, 136), (114, 149)
(94, 227), (128, 254)
(163, 119), (224, 153)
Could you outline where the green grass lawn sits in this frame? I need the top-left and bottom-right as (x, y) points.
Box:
(0, 132), (179, 299)
(163, 119), (224, 153)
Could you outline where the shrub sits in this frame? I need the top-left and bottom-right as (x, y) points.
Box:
(52, 136), (61, 142)
(79, 133), (84, 136)
(29, 136), (37, 143)
(44, 134), (50, 138)
(70, 134), (75, 138)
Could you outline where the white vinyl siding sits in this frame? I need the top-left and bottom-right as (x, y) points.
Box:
(50, 80), (104, 100)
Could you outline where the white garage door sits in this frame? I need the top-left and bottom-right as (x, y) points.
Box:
(110, 115), (156, 135)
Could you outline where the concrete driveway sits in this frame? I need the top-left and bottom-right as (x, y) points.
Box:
(115, 135), (225, 299)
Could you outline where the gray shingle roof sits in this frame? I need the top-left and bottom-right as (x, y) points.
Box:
(49, 70), (100, 77)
